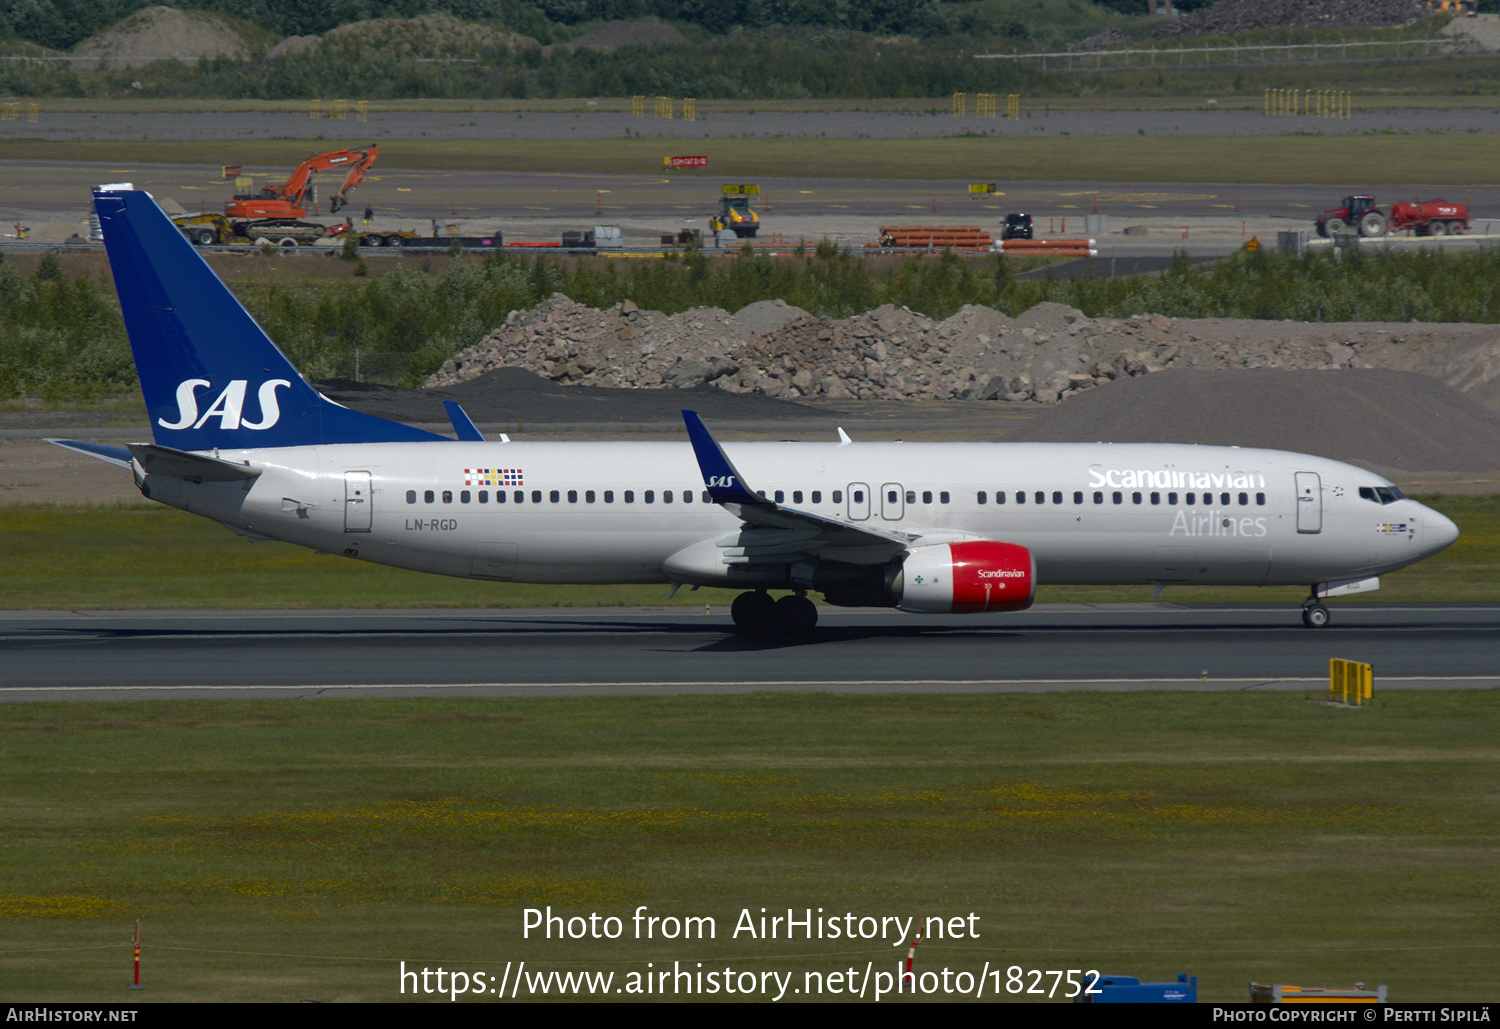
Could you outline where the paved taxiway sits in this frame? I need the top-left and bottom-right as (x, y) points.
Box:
(4, 605), (1496, 701)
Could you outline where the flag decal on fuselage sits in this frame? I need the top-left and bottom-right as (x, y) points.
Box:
(464, 468), (523, 486)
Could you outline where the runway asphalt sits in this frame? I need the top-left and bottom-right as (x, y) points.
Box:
(5, 604), (1497, 701)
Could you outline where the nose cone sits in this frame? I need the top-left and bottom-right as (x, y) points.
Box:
(1423, 507), (1460, 555)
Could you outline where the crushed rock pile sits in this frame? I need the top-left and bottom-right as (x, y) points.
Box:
(429, 295), (1500, 408)
(71, 6), (248, 70)
(1153, 0), (1424, 39)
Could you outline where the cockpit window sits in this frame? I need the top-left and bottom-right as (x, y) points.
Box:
(1359, 485), (1405, 505)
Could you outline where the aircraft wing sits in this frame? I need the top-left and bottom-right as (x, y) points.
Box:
(682, 410), (920, 565)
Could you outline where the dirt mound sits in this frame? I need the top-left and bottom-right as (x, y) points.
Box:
(71, 6), (249, 70)
(1153, 0), (1424, 39)
(317, 366), (823, 427)
(1012, 368), (1500, 478)
(428, 295), (1500, 412)
(269, 13), (538, 59)
(562, 20), (689, 51)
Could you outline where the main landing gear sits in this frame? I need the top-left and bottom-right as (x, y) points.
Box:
(1302, 593), (1331, 629)
(730, 590), (818, 635)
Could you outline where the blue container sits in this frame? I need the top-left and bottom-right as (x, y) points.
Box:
(1078, 973), (1197, 1003)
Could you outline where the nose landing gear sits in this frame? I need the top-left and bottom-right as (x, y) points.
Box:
(1302, 594), (1331, 628)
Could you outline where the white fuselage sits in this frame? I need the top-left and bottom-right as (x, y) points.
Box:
(140, 439), (1456, 595)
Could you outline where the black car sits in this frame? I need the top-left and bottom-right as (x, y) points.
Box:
(1002, 212), (1033, 240)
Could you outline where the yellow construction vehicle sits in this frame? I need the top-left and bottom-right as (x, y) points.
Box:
(710, 185), (760, 238)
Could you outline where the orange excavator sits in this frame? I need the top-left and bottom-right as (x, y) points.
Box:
(226, 144), (377, 221)
(175, 144), (377, 246)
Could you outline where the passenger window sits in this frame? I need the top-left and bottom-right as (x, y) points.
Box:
(701, 491), (711, 503)
(1016, 491), (1026, 505)
(1132, 492), (1142, 504)
(1112, 491), (1122, 504)
(940, 491), (950, 504)
(442, 490), (453, 504)
(888, 490), (897, 503)
(479, 490), (489, 503)
(663, 490), (673, 504)
(683, 490), (692, 503)
(531, 490), (542, 504)
(996, 491), (1006, 505)
(461, 490), (471, 504)
(1073, 491), (1083, 505)
(1185, 492), (1195, 506)
(1051, 491), (1062, 505)
(1150, 492), (1160, 505)
(1168, 492), (1178, 505)
(586, 490), (596, 503)
(852, 490), (863, 503)
(834, 490), (844, 503)
(1238, 492), (1248, 506)
(921, 491), (931, 504)
(406, 490), (416, 504)
(604, 491), (614, 503)
(977, 491), (987, 505)
(757, 490), (767, 499)
(1034, 491), (1045, 505)
(1256, 492), (1265, 506)
(549, 490), (560, 503)
(776, 490), (785, 503)
(514, 491), (524, 503)
(1093, 491), (1103, 504)
(812, 491), (822, 504)
(624, 490), (634, 503)
(425, 490), (435, 504)
(793, 491), (803, 504)
(565, 490), (576, 503)
(645, 490), (655, 503)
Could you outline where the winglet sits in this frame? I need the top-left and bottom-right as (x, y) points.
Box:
(681, 410), (770, 507)
(443, 400), (486, 441)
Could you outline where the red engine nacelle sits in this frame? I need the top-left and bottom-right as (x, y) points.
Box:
(895, 541), (1036, 614)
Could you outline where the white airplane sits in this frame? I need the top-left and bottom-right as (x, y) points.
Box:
(50, 188), (1459, 633)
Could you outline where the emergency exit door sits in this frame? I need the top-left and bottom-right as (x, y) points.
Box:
(1295, 471), (1321, 533)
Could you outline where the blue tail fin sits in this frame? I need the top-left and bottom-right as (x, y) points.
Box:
(94, 189), (444, 449)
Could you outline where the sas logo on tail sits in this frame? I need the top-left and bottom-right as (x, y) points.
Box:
(158, 379), (291, 431)
(707, 475), (737, 489)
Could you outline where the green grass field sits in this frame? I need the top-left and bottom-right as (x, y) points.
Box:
(1, 692), (1496, 1002)
(8, 133), (1500, 185)
(1, 496), (1496, 610)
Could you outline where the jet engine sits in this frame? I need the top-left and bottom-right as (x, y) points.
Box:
(893, 541), (1035, 614)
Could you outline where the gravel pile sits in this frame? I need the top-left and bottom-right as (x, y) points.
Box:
(1013, 368), (1500, 477)
(1152, 0), (1425, 39)
(71, 5), (248, 70)
(430, 295), (1500, 409)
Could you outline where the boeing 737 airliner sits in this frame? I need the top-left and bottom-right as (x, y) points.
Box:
(49, 189), (1459, 633)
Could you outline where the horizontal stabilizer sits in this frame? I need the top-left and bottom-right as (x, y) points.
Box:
(127, 443), (261, 482)
(44, 439), (133, 468)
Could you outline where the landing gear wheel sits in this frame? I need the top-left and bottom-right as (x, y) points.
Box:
(1302, 603), (1331, 629)
(731, 591), (775, 634)
(772, 594), (818, 635)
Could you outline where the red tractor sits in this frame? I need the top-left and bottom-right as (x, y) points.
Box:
(1316, 195), (1469, 238)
